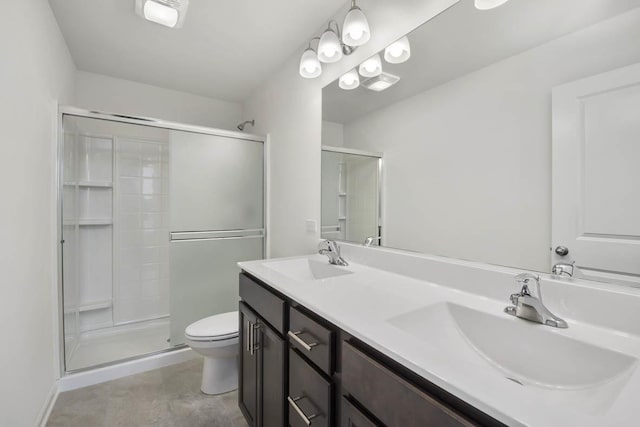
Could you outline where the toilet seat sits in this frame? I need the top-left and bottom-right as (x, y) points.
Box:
(185, 311), (238, 342)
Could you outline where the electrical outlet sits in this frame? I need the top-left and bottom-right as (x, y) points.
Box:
(305, 220), (317, 233)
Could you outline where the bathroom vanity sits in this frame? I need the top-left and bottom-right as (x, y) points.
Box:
(238, 244), (640, 427)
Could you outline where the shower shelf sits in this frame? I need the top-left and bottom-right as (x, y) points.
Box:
(64, 300), (113, 315)
(64, 181), (113, 188)
(64, 219), (113, 226)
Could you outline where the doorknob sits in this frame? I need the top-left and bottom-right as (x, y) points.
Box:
(555, 246), (569, 256)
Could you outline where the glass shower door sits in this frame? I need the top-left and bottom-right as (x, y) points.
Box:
(168, 130), (264, 346)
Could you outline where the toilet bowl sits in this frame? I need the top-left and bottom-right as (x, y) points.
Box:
(185, 311), (239, 395)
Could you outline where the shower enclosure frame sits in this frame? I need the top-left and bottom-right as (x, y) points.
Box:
(320, 145), (383, 246)
(56, 105), (267, 376)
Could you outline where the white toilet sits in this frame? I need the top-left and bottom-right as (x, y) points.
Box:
(185, 311), (239, 395)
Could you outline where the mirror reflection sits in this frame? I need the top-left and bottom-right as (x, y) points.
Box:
(322, 0), (640, 286)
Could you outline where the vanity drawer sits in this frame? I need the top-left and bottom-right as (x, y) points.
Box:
(288, 306), (335, 375)
(341, 396), (380, 427)
(341, 341), (475, 427)
(239, 273), (285, 334)
(289, 348), (333, 427)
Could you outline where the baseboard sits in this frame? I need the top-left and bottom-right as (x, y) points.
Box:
(58, 347), (198, 392)
(37, 383), (59, 427)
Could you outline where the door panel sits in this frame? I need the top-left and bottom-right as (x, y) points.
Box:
(552, 63), (640, 284)
(260, 322), (286, 427)
(169, 131), (264, 232)
(240, 302), (259, 427)
(169, 236), (263, 346)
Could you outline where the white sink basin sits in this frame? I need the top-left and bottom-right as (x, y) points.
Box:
(264, 258), (353, 281)
(388, 303), (637, 390)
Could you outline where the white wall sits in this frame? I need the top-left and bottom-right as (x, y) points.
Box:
(342, 9), (640, 271)
(75, 71), (243, 131)
(0, 1), (76, 426)
(243, 0), (458, 257)
(321, 121), (344, 147)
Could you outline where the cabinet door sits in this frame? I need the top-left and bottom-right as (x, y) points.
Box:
(259, 321), (286, 427)
(239, 302), (259, 426)
(341, 396), (379, 427)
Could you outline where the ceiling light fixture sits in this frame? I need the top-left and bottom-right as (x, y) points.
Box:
(361, 72), (400, 92)
(339, 69), (360, 90)
(359, 54), (382, 78)
(384, 36), (411, 64)
(298, 2), (370, 79)
(342, 0), (371, 47)
(474, 0), (511, 10)
(299, 38), (322, 79)
(135, 0), (189, 28)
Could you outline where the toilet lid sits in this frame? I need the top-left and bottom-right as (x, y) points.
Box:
(185, 311), (238, 340)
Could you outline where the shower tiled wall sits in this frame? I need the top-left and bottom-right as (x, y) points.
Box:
(115, 139), (170, 324)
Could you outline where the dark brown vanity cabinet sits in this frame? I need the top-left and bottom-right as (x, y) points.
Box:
(239, 275), (286, 427)
(238, 272), (502, 427)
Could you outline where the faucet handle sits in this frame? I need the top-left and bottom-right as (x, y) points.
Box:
(514, 272), (539, 284)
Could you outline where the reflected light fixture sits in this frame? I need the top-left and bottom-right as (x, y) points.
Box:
(474, 0), (511, 10)
(339, 69), (360, 90)
(135, 0), (189, 28)
(299, 38), (322, 79)
(359, 54), (382, 78)
(384, 36), (411, 64)
(342, 0), (371, 47)
(361, 72), (400, 92)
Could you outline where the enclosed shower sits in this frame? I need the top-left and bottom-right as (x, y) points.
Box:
(60, 109), (264, 372)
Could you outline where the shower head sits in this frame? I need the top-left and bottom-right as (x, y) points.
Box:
(237, 120), (255, 131)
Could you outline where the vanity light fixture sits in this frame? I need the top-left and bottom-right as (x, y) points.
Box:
(298, 2), (370, 78)
(318, 22), (344, 63)
(299, 38), (322, 79)
(474, 0), (511, 10)
(342, 0), (371, 47)
(135, 0), (189, 28)
(361, 72), (400, 92)
(339, 69), (360, 90)
(359, 53), (382, 78)
(384, 36), (411, 64)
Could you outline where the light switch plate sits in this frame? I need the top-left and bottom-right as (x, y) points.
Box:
(305, 220), (317, 233)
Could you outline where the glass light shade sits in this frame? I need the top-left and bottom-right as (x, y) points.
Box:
(143, 0), (179, 28)
(359, 54), (382, 78)
(342, 7), (371, 47)
(299, 48), (322, 78)
(339, 69), (360, 90)
(317, 29), (343, 63)
(384, 36), (411, 64)
(474, 0), (511, 10)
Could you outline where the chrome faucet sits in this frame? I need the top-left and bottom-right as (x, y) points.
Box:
(504, 273), (568, 328)
(363, 236), (380, 247)
(552, 262), (575, 277)
(318, 240), (348, 266)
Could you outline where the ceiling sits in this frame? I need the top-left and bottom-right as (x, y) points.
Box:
(324, 0), (640, 124)
(49, 0), (347, 102)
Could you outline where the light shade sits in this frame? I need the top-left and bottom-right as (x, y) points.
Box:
(299, 48), (322, 78)
(342, 6), (371, 47)
(317, 29), (343, 63)
(474, 0), (511, 10)
(384, 36), (411, 64)
(135, 0), (189, 28)
(359, 54), (382, 78)
(339, 69), (360, 90)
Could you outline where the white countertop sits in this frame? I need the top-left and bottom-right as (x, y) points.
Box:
(239, 251), (640, 427)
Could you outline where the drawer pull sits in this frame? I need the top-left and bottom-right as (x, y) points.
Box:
(288, 396), (318, 426)
(250, 322), (261, 355)
(288, 330), (318, 351)
(246, 320), (252, 353)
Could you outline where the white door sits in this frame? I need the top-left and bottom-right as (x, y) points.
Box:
(552, 63), (640, 285)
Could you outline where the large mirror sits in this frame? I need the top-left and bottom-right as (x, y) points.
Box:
(322, 0), (640, 286)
